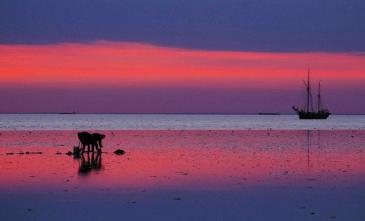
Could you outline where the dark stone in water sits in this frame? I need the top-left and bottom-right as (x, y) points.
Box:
(6, 152), (14, 155)
(31, 151), (42, 154)
(114, 149), (126, 155)
(66, 151), (73, 156)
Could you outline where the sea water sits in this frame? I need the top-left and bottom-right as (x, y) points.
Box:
(0, 114), (364, 130)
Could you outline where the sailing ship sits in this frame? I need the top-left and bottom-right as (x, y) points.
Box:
(292, 70), (331, 119)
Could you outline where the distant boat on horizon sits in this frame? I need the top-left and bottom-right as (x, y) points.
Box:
(292, 70), (331, 120)
(258, 112), (281, 115)
(59, 111), (76, 115)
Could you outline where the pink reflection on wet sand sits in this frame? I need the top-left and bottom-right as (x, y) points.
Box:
(0, 130), (365, 192)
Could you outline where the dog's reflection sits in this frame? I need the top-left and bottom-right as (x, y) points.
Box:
(78, 152), (103, 176)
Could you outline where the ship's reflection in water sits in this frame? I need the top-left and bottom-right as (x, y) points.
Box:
(78, 152), (103, 176)
(306, 130), (319, 169)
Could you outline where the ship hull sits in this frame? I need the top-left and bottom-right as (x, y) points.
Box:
(298, 112), (330, 119)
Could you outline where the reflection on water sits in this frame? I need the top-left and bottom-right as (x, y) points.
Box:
(0, 130), (364, 190)
(78, 152), (103, 176)
(0, 130), (364, 221)
(306, 130), (316, 168)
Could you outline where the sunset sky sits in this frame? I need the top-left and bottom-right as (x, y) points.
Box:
(0, 0), (364, 114)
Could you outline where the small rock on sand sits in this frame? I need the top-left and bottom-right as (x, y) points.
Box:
(114, 149), (126, 155)
(31, 151), (42, 154)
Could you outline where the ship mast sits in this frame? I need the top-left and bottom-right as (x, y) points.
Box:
(317, 81), (322, 112)
(307, 70), (310, 112)
(305, 69), (314, 113)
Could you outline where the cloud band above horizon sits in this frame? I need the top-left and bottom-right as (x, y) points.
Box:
(1, 41), (364, 87)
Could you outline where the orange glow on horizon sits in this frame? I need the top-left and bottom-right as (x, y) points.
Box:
(0, 41), (364, 89)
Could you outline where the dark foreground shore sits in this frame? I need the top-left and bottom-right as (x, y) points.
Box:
(0, 130), (364, 221)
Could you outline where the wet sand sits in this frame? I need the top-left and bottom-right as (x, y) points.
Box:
(0, 130), (365, 220)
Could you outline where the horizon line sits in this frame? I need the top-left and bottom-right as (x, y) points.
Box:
(1, 112), (365, 116)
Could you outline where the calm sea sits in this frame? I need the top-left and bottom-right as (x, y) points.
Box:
(0, 114), (364, 130)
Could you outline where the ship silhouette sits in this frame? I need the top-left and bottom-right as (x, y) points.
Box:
(292, 70), (331, 119)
